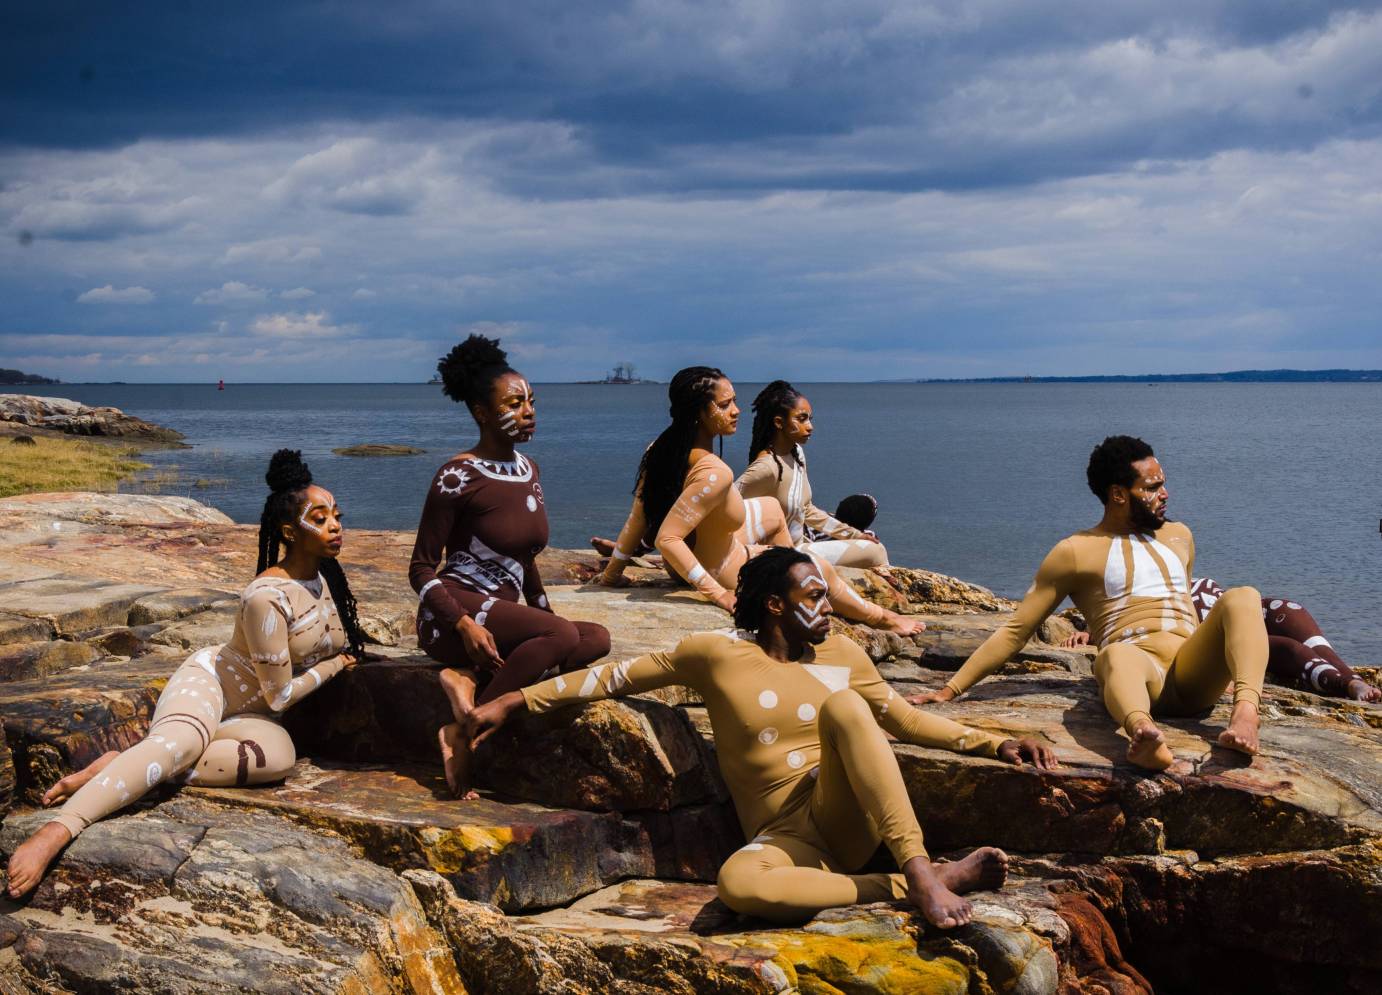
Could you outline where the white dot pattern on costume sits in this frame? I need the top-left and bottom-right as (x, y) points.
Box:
(146, 762), (163, 786)
(758, 727), (778, 745)
(758, 690), (778, 708)
(797, 703), (816, 721)
(526, 495), (538, 512)
(786, 751), (805, 769)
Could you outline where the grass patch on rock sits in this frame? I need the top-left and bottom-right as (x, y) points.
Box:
(0, 434), (150, 497)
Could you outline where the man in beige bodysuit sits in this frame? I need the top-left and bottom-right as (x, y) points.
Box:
(465, 546), (1056, 927)
(913, 436), (1266, 770)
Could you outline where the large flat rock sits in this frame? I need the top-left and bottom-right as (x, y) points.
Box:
(0, 577), (169, 636)
(174, 761), (740, 913)
(411, 871), (1150, 995)
(0, 802), (463, 994)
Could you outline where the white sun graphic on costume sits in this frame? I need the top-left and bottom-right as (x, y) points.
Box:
(436, 466), (470, 495)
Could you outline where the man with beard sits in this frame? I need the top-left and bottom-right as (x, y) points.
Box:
(461, 546), (1055, 928)
(910, 436), (1267, 770)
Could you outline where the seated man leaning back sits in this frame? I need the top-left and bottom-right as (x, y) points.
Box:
(911, 435), (1268, 771)
(463, 546), (1056, 928)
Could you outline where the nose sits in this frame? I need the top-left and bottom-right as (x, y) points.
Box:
(819, 595), (833, 617)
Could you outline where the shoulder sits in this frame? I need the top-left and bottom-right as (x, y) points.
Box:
(240, 576), (294, 614)
(819, 633), (872, 667)
(431, 460), (477, 498)
(686, 453), (733, 488)
(737, 452), (776, 487)
(1159, 521), (1193, 542)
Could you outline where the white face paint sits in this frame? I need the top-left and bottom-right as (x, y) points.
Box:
(793, 574), (831, 634)
(296, 489), (336, 537)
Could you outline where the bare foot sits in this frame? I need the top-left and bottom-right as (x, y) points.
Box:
(5, 822), (73, 898)
(1217, 700), (1259, 757)
(1346, 679), (1381, 704)
(438, 667), (477, 726)
(934, 846), (1009, 895)
(902, 855), (973, 929)
(437, 723), (478, 800)
(879, 613), (926, 637)
(41, 750), (120, 807)
(1126, 720), (1175, 770)
(589, 536), (616, 556)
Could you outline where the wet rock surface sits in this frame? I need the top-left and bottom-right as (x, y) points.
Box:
(0, 492), (1378, 993)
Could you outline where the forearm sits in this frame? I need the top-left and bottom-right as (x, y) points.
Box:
(263, 654), (349, 713)
(656, 535), (727, 599)
(522, 652), (679, 712)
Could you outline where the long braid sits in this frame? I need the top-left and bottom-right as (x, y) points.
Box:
(635, 366), (726, 537)
(258, 449), (369, 656)
(748, 380), (802, 482)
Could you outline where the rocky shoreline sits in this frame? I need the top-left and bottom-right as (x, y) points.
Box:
(0, 492), (1378, 993)
(0, 394), (185, 446)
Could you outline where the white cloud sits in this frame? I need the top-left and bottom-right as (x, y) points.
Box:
(77, 284), (155, 304)
(279, 286), (316, 300)
(221, 238), (323, 264)
(249, 310), (356, 338)
(195, 281), (269, 305)
(351, 288), (377, 299)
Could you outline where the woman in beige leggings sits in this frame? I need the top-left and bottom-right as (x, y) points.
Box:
(596, 367), (922, 635)
(5, 450), (367, 898)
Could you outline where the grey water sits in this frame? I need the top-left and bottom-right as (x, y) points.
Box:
(19, 381), (1382, 661)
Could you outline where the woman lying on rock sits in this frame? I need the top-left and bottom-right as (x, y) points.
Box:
(464, 547), (1057, 928)
(736, 379), (891, 571)
(410, 334), (610, 798)
(594, 366), (921, 635)
(6, 450), (368, 898)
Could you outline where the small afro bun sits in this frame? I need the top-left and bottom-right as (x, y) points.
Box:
(437, 333), (513, 406)
(265, 448), (313, 494)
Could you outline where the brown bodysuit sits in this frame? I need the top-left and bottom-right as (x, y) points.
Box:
(49, 574), (348, 839)
(410, 453), (609, 701)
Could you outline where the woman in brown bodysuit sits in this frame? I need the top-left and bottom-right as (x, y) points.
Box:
(595, 367), (922, 636)
(6, 450), (368, 898)
(411, 334), (610, 797)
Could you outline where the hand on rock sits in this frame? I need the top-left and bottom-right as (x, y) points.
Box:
(1061, 631), (1091, 649)
(906, 687), (956, 706)
(998, 737), (1060, 770)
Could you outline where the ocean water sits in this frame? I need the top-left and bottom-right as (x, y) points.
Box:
(15, 381), (1382, 660)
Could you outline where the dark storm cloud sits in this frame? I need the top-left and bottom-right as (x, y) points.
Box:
(5, 1), (1381, 196)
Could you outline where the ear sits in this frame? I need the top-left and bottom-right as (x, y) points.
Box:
(764, 591), (788, 617)
(772, 413), (786, 432)
(1109, 485), (1127, 506)
(469, 402), (487, 426)
(279, 520), (297, 545)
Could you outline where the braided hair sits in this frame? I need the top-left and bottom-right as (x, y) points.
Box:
(748, 380), (804, 481)
(634, 366), (726, 537)
(256, 449), (368, 658)
(733, 546), (813, 632)
(437, 333), (517, 421)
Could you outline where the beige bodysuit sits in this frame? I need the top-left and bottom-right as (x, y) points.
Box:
(49, 574), (349, 839)
(946, 522), (1266, 733)
(522, 630), (1007, 922)
(609, 453), (887, 625)
(736, 447), (888, 569)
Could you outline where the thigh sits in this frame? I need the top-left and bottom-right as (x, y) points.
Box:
(148, 653), (228, 757)
(802, 538), (887, 569)
(194, 714), (296, 786)
(1162, 625), (1230, 713)
(1094, 641), (1169, 697)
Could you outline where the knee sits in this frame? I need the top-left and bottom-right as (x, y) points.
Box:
(1219, 586), (1261, 613)
(581, 623), (611, 660)
(716, 858), (772, 918)
(818, 688), (871, 729)
(545, 617), (581, 657)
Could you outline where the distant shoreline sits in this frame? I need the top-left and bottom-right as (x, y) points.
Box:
(6, 368), (1382, 386)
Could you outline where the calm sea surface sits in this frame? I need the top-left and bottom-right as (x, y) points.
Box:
(17, 382), (1382, 660)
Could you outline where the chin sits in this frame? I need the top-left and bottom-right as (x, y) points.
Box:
(805, 627), (830, 645)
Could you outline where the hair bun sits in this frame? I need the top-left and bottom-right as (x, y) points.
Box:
(265, 448), (313, 493)
(437, 334), (510, 404)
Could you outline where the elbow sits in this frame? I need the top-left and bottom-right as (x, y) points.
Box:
(266, 685), (293, 713)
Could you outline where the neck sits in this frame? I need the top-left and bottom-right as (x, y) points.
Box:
(692, 427), (718, 452)
(1096, 506), (1138, 535)
(769, 436), (796, 458)
(471, 428), (518, 461)
(756, 622), (807, 663)
(276, 545), (321, 581)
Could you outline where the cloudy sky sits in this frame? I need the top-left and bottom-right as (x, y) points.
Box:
(3, 1), (1381, 382)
